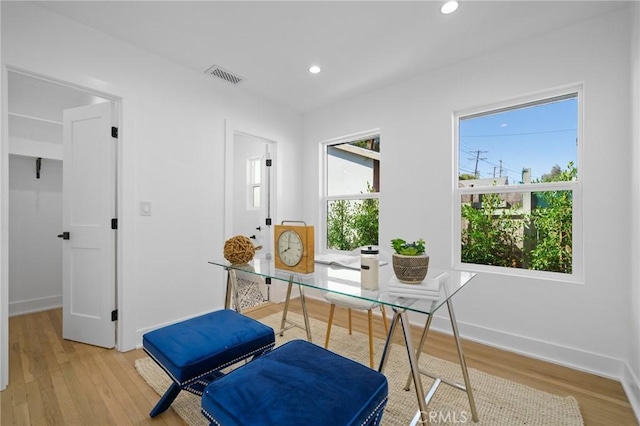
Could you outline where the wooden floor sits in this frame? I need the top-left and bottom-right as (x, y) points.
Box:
(1, 300), (637, 425)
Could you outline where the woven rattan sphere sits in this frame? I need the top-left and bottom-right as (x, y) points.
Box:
(224, 235), (256, 264)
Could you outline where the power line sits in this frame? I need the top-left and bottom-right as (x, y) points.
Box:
(468, 150), (488, 178)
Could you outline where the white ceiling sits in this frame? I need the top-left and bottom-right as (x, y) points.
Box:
(34, 1), (628, 114)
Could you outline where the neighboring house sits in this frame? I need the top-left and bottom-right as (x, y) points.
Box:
(459, 176), (512, 206)
(327, 145), (376, 196)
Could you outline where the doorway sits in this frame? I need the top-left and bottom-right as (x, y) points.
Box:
(224, 123), (277, 305)
(2, 68), (121, 388)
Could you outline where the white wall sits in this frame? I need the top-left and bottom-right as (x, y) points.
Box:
(8, 155), (62, 315)
(626, 1), (640, 419)
(1, 2), (303, 358)
(304, 7), (633, 381)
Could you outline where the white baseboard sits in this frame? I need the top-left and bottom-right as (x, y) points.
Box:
(308, 293), (627, 381)
(426, 313), (625, 380)
(621, 363), (640, 423)
(9, 295), (62, 317)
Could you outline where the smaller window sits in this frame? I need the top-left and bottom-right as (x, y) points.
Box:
(322, 133), (380, 251)
(247, 157), (261, 210)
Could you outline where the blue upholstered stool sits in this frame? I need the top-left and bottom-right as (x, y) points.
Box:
(201, 339), (389, 426)
(143, 309), (275, 417)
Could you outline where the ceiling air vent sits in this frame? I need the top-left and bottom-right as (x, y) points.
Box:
(204, 65), (245, 85)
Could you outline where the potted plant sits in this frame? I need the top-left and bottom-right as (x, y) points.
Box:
(391, 238), (429, 284)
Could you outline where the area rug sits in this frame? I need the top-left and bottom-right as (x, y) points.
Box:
(136, 312), (584, 425)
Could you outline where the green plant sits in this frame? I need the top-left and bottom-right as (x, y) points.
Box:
(461, 192), (523, 268)
(460, 162), (575, 274)
(326, 182), (378, 251)
(525, 162), (576, 273)
(391, 238), (426, 256)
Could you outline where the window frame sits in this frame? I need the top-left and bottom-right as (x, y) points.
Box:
(452, 85), (584, 283)
(247, 156), (261, 211)
(319, 128), (381, 253)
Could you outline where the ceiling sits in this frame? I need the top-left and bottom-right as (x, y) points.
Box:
(34, 1), (628, 114)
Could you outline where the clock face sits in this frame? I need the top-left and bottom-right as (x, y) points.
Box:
(277, 230), (303, 266)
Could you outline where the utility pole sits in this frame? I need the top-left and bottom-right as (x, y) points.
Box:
(469, 150), (488, 178)
(499, 159), (503, 177)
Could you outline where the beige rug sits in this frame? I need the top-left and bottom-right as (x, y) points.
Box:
(136, 312), (584, 425)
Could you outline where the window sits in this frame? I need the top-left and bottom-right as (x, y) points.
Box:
(454, 87), (582, 279)
(322, 131), (380, 251)
(247, 157), (261, 210)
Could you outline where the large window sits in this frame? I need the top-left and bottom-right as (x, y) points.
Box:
(454, 88), (582, 279)
(322, 131), (380, 251)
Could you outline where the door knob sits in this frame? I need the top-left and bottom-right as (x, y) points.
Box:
(57, 232), (70, 240)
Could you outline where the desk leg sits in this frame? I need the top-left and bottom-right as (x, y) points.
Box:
(383, 309), (428, 425)
(227, 269), (242, 313)
(447, 299), (479, 422)
(400, 310), (429, 424)
(298, 285), (312, 342)
(404, 312), (435, 391)
(224, 271), (232, 310)
(279, 279), (293, 336)
(377, 310), (400, 373)
(277, 276), (313, 342)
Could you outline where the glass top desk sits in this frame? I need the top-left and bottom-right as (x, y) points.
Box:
(209, 257), (479, 424)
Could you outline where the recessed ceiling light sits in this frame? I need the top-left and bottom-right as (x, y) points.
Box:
(441, 1), (459, 14)
(309, 65), (321, 74)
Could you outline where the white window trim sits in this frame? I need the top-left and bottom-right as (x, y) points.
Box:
(319, 128), (380, 253)
(452, 84), (584, 283)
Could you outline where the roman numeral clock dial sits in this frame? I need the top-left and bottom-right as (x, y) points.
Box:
(274, 222), (315, 274)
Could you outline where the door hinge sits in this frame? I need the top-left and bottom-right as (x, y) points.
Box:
(266, 159), (272, 167)
(111, 127), (118, 139)
(111, 310), (118, 321)
(266, 218), (272, 226)
(111, 218), (118, 230)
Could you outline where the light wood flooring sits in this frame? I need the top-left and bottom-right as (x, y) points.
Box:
(1, 299), (637, 425)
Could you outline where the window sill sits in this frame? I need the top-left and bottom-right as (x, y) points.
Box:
(454, 262), (584, 284)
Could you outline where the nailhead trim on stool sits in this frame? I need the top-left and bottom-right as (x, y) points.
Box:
(201, 339), (389, 426)
(143, 309), (275, 417)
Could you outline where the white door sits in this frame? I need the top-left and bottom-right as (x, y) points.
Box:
(61, 102), (116, 348)
(231, 135), (275, 257)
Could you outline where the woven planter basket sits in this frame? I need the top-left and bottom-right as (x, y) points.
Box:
(392, 253), (430, 284)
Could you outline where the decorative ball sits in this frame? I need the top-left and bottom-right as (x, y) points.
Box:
(224, 235), (256, 264)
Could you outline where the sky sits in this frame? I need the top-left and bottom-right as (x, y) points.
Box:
(458, 96), (578, 183)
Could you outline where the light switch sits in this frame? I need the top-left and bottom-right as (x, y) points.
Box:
(140, 201), (152, 216)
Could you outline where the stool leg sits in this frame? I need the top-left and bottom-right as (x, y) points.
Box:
(149, 382), (181, 417)
(325, 304), (336, 349)
(380, 305), (389, 333)
(367, 309), (374, 368)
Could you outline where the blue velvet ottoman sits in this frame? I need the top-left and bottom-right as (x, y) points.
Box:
(143, 309), (275, 417)
(201, 339), (389, 426)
